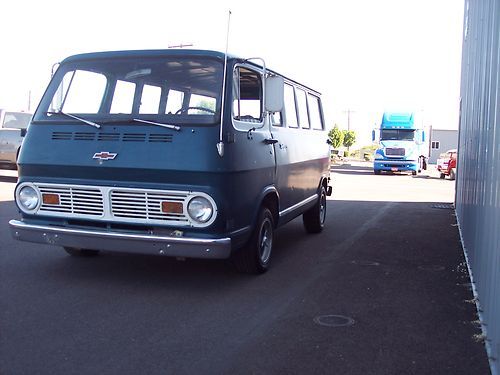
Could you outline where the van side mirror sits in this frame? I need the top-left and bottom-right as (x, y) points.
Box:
(372, 129), (376, 142)
(422, 130), (425, 142)
(265, 76), (284, 113)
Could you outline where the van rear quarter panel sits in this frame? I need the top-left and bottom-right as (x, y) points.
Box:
(271, 124), (330, 212)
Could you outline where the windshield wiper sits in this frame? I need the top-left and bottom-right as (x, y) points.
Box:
(47, 111), (101, 129)
(132, 118), (180, 131)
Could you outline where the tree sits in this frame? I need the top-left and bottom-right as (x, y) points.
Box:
(328, 125), (344, 149)
(342, 130), (356, 151)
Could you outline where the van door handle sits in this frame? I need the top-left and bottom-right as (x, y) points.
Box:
(263, 138), (278, 145)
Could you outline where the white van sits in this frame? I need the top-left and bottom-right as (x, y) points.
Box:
(0, 109), (32, 169)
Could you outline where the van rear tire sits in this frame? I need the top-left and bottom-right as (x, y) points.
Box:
(232, 207), (274, 274)
(303, 186), (327, 234)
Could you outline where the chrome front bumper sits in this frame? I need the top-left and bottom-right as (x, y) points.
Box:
(9, 220), (232, 259)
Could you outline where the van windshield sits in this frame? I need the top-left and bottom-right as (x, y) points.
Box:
(35, 56), (223, 126)
(380, 129), (415, 141)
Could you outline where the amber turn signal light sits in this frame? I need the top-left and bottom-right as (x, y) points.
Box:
(161, 201), (183, 214)
(42, 193), (60, 205)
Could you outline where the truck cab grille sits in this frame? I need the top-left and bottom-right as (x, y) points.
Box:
(386, 148), (405, 156)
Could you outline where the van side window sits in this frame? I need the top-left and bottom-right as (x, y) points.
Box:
(233, 67), (262, 123)
(284, 84), (298, 128)
(296, 88), (310, 129)
(307, 94), (324, 130)
(51, 70), (107, 113)
(110, 80), (136, 114)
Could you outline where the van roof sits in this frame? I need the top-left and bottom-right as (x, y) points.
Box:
(61, 49), (321, 95)
(62, 49), (228, 63)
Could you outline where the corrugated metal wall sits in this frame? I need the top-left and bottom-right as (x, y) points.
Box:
(456, 0), (499, 374)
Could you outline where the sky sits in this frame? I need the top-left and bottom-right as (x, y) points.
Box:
(1, 0), (464, 142)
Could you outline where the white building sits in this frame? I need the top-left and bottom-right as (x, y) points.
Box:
(428, 129), (458, 163)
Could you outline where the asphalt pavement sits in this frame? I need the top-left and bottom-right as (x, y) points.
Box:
(0, 163), (491, 374)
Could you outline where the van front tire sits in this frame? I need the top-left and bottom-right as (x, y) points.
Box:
(233, 207), (274, 274)
(303, 186), (327, 234)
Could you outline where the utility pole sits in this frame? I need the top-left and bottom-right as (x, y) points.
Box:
(342, 109), (355, 131)
(347, 109), (351, 131)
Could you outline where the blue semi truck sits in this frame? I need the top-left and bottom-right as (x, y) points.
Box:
(373, 112), (427, 175)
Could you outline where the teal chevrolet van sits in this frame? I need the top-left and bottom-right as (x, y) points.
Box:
(9, 49), (332, 273)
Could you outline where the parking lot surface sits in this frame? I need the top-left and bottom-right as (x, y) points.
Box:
(0, 164), (491, 374)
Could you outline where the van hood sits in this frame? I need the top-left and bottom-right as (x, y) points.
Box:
(17, 124), (221, 188)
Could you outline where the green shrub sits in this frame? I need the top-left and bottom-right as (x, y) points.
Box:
(328, 125), (344, 149)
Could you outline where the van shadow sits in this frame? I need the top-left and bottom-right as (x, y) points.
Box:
(43, 218), (312, 290)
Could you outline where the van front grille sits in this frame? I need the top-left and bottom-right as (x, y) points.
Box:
(39, 186), (104, 216)
(29, 183), (214, 227)
(111, 190), (188, 223)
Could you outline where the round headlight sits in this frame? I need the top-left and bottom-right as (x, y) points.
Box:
(187, 196), (213, 223)
(18, 185), (39, 211)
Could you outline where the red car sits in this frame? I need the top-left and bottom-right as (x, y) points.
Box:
(437, 149), (457, 180)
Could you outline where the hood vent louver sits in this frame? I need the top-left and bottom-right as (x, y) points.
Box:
(52, 132), (73, 140)
(97, 133), (120, 141)
(74, 132), (96, 141)
(51, 132), (173, 143)
(123, 133), (147, 142)
(149, 134), (173, 143)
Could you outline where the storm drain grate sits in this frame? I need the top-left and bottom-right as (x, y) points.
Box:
(314, 315), (355, 327)
(350, 260), (381, 266)
(431, 203), (455, 209)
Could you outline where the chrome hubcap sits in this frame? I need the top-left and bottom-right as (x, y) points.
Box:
(320, 191), (326, 224)
(259, 218), (273, 264)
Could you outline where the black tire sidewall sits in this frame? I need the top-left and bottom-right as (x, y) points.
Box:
(303, 186), (326, 233)
(232, 207), (274, 274)
(254, 208), (274, 269)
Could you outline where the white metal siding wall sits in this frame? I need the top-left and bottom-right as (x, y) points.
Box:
(456, 0), (499, 374)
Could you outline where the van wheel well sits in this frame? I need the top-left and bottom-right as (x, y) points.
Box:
(262, 193), (279, 227)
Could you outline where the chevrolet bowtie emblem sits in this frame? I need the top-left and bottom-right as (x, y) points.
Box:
(93, 152), (117, 161)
